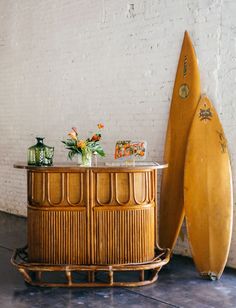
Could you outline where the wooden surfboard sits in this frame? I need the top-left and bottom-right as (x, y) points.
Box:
(184, 95), (233, 279)
(159, 31), (201, 250)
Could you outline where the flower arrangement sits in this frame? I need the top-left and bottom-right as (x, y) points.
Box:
(62, 124), (105, 165)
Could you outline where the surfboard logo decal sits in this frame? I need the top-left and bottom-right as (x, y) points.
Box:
(179, 84), (189, 99)
(217, 130), (227, 153)
(183, 56), (187, 77)
(199, 105), (213, 122)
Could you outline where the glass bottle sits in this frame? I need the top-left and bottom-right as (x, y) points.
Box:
(27, 137), (54, 166)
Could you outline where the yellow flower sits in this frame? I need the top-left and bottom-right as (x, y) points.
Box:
(68, 130), (77, 140)
(97, 123), (104, 129)
(77, 140), (86, 149)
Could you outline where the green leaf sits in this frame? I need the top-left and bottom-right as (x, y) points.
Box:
(68, 150), (77, 160)
(62, 139), (77, 147)
(94, 147), (105, 157)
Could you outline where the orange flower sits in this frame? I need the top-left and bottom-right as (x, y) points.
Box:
(91, 134), (101, 141)
(97, 123), (104, 129)
(68, 130), (77, 140)
(77, 140), (86, 149)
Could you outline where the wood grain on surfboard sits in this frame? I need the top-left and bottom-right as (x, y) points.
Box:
(159, 31), (201, 250)
(184, 95), (233, 279)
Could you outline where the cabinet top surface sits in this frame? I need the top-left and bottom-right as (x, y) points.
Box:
(14, 161), (168, 171)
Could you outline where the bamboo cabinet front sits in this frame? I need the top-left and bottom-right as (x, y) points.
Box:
(27, 168), (156, 266)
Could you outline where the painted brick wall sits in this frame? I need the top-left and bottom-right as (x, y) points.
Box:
(0, 1), (235, 267)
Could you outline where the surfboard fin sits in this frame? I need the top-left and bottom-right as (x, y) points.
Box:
(200, 272), (218, 281)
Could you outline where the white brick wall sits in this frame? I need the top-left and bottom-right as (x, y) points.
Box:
(0, 0), (236, 267)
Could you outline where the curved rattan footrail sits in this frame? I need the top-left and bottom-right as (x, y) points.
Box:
(11, 246), (170, 287)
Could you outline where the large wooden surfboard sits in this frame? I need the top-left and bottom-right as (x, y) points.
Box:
(159, 31), (201, 250)
(184, 96), (233, 279)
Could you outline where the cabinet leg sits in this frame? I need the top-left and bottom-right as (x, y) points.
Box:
(36, 271), (42, 282)
(19, 268), (32, 284)
(108, 270), (114, 285)
(88, 271), (95, 282)
(66, 271), (72, 285)
(139, 270), (145, 281)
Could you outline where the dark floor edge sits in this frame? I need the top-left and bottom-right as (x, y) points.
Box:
(124, 288), (180, 307)
(0, 245), (13, 252)
(0, 209), (27, 219)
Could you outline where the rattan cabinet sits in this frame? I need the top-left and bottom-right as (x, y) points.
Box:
(12, 162), (170, 287)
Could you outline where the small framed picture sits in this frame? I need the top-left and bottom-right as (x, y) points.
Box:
(114, 140), (147, 161)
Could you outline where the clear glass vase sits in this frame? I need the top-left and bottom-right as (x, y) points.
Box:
(81, 149), (92, 166)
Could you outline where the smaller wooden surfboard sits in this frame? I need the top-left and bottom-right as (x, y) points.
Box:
(184, 95), (233, 279)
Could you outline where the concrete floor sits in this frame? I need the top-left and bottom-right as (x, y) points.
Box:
(1, 211), (236, 308)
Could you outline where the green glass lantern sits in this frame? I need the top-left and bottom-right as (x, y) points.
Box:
(27, 137), (54, 166)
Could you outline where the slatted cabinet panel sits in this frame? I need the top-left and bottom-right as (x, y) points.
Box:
(27, 170), (88, 264)
(28, 209), (87, 264)
(91, 170), (155, 264)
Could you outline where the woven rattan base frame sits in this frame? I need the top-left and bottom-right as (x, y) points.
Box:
(11, 246), (170, 287)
